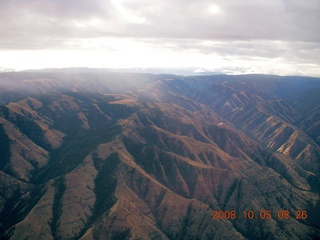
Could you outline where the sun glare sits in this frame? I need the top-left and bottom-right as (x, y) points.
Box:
(1, 36), (319, 77)
(208, 4), (220, 14)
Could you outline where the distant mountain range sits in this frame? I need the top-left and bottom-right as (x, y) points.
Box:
(10, 67), (225, 76)
(0, 71), (319, 239)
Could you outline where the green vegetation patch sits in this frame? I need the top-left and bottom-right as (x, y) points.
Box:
(93, 153), (120, 218)
(51, 176), (66, 240)
(0, 123), (11, 169)
(0, 185), (46, 238)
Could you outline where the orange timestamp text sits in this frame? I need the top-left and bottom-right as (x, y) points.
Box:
(212, 210), (307, 220)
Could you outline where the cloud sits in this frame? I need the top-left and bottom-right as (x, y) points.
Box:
(0, 0), (319, 76)
(1, 0), (319, 47)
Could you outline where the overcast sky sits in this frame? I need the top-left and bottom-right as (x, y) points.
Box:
(0, 0), (319, 76)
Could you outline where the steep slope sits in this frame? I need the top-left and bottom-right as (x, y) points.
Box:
(288, 85), (320, 146)
(189, 77), (320, 174)
(0, 72), (319, 239)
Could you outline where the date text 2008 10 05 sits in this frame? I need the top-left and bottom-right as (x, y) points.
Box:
(212, 210), (307, 220)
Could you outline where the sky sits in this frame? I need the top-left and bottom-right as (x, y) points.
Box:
(0, 0), (319, 76)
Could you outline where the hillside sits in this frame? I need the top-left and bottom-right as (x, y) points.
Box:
(0, 71), (319, 239)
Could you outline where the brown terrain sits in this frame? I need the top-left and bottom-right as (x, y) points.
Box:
(0, 71), (319, 239)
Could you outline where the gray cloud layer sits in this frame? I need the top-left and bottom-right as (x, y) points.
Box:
(1, 0), (319, 47)
(0, 0), (319, 75)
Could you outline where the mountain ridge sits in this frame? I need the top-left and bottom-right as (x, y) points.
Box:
(0, 71), (319, 239)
